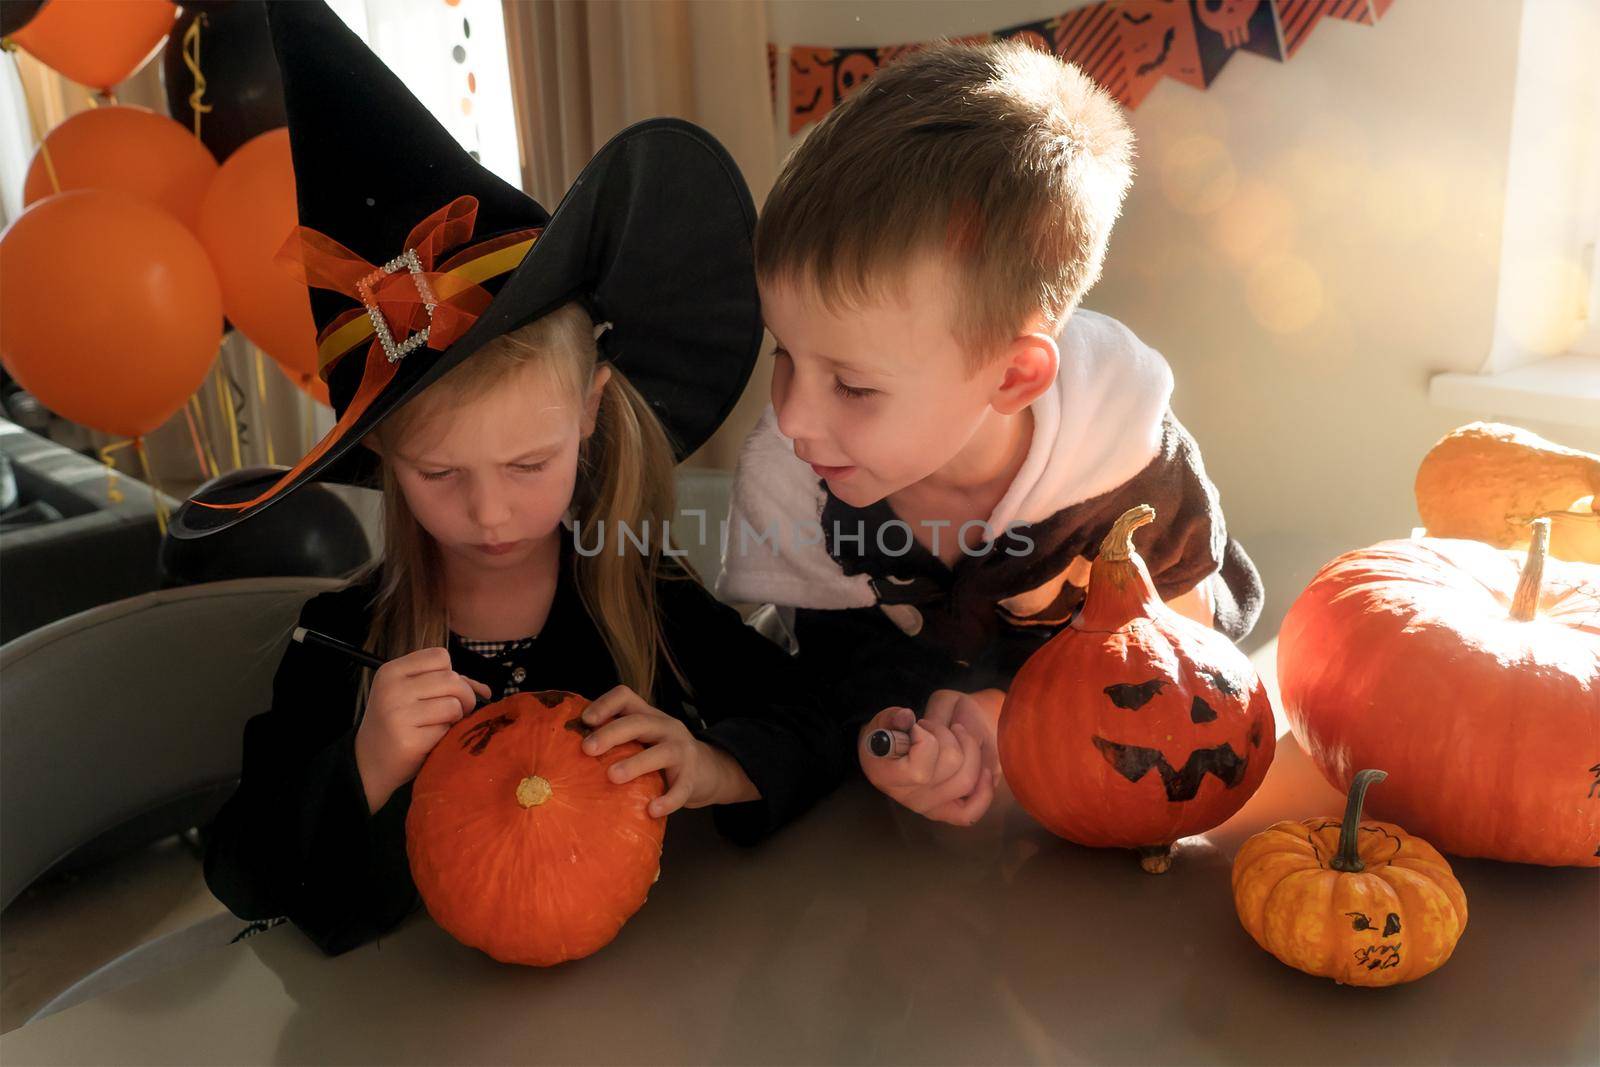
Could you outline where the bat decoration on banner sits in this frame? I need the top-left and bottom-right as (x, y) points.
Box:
(783, 0), (1391, 133)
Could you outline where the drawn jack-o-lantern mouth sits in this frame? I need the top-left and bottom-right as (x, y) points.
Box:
(1091, 675), (1262, 801)
(1091, 735), (1250, 801)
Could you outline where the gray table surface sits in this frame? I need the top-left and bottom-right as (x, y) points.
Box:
(3, 726), (1596, 1065)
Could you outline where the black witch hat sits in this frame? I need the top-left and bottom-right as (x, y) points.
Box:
(170, 0), (760, 539)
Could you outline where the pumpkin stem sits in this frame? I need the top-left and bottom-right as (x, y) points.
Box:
(1509, 518), (1550, 622)
(1099, 505), (1156, 562)
(1330, 769), (1387, 872)
(1137, 843), (1173, 874)
(516, 775), (552, 808)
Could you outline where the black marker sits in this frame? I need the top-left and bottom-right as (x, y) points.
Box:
(291, 626), (385, 670)
(291, 627), (488, 708)
(867, 728), (911, 758)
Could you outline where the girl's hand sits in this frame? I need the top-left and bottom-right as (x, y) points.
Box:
(858, 704), (995, 826)
(579, 686), (757, 818)
(354, 647), (492, 814)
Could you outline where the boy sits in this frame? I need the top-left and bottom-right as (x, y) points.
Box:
(717, 40), (1263, 825)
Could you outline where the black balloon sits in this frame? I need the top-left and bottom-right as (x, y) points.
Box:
(161, 1), (286, 164)
(160, 466), (372, 586)
(0, 0), (44, 38)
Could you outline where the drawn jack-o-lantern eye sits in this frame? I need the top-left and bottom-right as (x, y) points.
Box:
(1345, 911), (1403, 936)
(1103, 679), (1166, 709)
(1106, 681), (1225, 726)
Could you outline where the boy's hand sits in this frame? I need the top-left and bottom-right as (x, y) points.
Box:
(580, 686), (758, 818)
(858, 705), (995, 826)
(928, 688), (1005, 779)
(355, 647), (493, 814)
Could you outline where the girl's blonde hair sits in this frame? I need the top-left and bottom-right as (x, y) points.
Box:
(350, 301), (682, 707)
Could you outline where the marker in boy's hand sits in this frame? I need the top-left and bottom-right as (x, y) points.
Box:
(867, 727), (911, 758)
(354, 647), (494, 816)
(857, 704), (994, 826)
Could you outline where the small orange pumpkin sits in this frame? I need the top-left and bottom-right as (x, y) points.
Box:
(1232, 769), (1468, 987)
(999, 505), (1276, 872)
(406, 690), (665, 966)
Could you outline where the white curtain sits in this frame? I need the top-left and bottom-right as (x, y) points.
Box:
(503, 0), (779, 468)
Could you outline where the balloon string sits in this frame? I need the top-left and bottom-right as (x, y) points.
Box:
(97, 440), (137, 505)
(181, 15), (210, 141)
(133, 437), (169, 536)
(181, 397), (216, 480)
(213, 364), (242, 470)
(252, 349), (276, 466)
(187, 393), (220, 478)
(226, 362), (249, 453)
(6, 49), (60, 194)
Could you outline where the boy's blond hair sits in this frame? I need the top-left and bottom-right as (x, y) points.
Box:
(756, 39), (1135, 366)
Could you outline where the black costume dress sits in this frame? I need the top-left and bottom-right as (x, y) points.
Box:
(203, 531), (845, 956)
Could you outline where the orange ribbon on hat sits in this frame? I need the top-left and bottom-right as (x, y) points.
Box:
(195, 196), (503, 514)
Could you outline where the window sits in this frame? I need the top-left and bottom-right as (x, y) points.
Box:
(328, 0), (522, 193)
(1429, 0), (1599, 427)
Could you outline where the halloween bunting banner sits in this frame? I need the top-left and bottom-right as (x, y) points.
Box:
(784, 0), (1394, 135)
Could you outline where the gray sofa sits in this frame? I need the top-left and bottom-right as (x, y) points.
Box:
(0, 418), (178, 644)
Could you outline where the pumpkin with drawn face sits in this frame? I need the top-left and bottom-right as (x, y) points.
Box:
(999, 505), (1275, 872)
(406, 690), (666, 966)
(1232, 770), (1469, 987)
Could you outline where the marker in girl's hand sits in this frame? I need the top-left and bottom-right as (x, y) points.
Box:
(291, 627), (491, 709)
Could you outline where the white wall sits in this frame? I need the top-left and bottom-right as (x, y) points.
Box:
(767, 0), (1599, 643)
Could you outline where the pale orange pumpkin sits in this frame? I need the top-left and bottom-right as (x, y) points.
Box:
(1415, 422), (1599, 563)
(999, 505), (1276, 872)
(1233, 769), (1468, 987)
(406, 690), (666, 965)
(1278, 519), (1599, 867)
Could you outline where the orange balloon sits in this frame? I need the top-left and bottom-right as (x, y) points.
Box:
(24, 106), (217, 233)
(0, 190), (222, 438)
(197, 127), (319, 383)
(11, 0), (176, 92)
(281, 365), (331, 408)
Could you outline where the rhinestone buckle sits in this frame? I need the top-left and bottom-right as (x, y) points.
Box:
(356, 248), (439, 363)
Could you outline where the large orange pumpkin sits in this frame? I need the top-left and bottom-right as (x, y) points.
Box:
(999, 505), (1276, 872)
(1278, 520), (1599, 867)
(406, 690), (666, 965)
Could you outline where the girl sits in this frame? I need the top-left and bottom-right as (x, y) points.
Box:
(174, 2), (842, 956)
